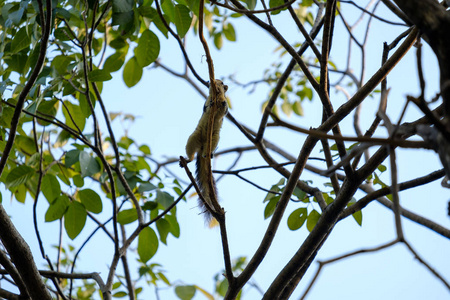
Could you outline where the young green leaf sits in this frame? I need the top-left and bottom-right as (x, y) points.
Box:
(138, 182), (158, 193)
(123, 57), (143, 87)
(11, 27), (31, 53)
(41, 174), (61, 203)
(156, 190), (174, 209)
(62, 101), (86, 131)
(79, 151), (101, 178)
(156, 218), (170, 244)
(245, 0), (256, 10)
(134, 30), (160, 67)
(88, 69), (112, 82)
(264, 196), (279, 219)
(352, 210), (363, 226)
(162, 0), (176, 21)
(64, 201), (87, 239)
(287, 207), (307, 231)
(45, 195), (69, 222)
(15, 135), (37, 156)
(138, 227), (159, 263)
(174, 5), (192, 38)
(65, 149), (81, 167)
(306, 209), (321, 232)
(51, 55), (73, 75)
(165, 214), (180, 238)
(175, 285), (196, 300)
(5, 165), (34, 189)
(78, 189), (103, 214)
(103, 52), (127, 72)
(117, 209), (138, 225)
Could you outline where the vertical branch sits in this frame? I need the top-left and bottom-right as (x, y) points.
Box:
(120, 225), (135, 300)
(197, 0), (234, 285)
(416, 39), (426, 100)
(0, 0), (53, 298)
(389, 147), (404, 240)
(198, 0), (215, 86)
(319, 0), (335, 103)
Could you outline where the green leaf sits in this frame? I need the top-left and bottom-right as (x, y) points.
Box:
(174, 5), (192, 38)
(45, 195), (69, 222)
(141, 7), (169, 37)
(123, 57), (143, 87)
(54, 27), (72, 41)
(214, 33), (223, 49)
(352, 210), (363, 226)
(51, 55), (73, 75)
(77, 92), (95, 118)
(113, 0), (134, 12)
(161, 0), (176, 22)
(377, 164), (387, 172)
(103, 52), (126, 72)
(292, 101), (304, 116)
(5, 165), (34, 189)
(186, 0), (200, 16)
(112, 0), (135, 26)
(54, 7), (71, 20)
(165, 214), (180, 238)
(117, 209), (138, 225)
(281, 101), (291, 116)
(65, 149), (81, 167)
(142, 201), (158, 211)
(4, 52), (28, 74)
(223, 23), (236, 42)
(216, 279), (228, 297)
(329, 143), (338, 151)
(134, 30), (160, 67)
(156, 190), (174, 209)
(138, 182), (158, 193)
(112, 291), (128, 298)
(264, 196), (279, 219)
(175, 285), (196, 300)
(14, 185), (27, 203)
(64, 201), (87, 239)
(139, 144), (151, 155)
(15, 135), (37, 155)
(11, 27), (31, 53)
(293, 187), (306, 201)
(36, 99), (58, 126)
(287, 207), (307, 230)
(156, 218), (170, 244)
(138, 227), (159, 263)
(269, 0), (285, 14)
(73, 175), (84, 187)
(41, 174), (61, 203)
(306, 210), (321, 232)
(88, 69), (112, 82)
(79, 151), (101, 178)
(62, 101), (86, 131)
(78, 189), (103, 214)
(9, 7), (25, 25)
(245, 0), (256, 10)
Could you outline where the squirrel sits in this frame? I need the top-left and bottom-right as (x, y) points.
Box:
(184, 79), (229, 222)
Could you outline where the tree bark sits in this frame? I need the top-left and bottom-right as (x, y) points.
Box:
(0, 205), (52, 299)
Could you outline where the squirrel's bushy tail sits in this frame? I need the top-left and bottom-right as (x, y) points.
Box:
(195, 154), (218, 222)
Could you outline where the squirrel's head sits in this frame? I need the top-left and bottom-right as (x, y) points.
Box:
(210, 79), (228, 94)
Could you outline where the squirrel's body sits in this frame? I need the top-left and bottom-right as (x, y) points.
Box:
(185, 80), (228, 221)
